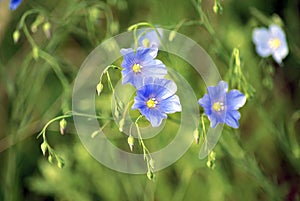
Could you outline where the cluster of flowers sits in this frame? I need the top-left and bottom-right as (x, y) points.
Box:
(120, 31), (247, 129)
(120, 45), (182, 127)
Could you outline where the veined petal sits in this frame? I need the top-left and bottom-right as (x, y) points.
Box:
(207, 81), (227, 101)
(198, 94), (212, 115)
(144, 109), (167, 127)
(136, 47), (158, 61)
(160, 95), (182, 113)
(225, 110), (241, 128)
(269, 24), (285, 40)
(226, 89), (246, 110)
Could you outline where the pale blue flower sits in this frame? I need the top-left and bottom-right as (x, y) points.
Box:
(132, 77), (182, 127)
(252, 24), (288, 64)
(198, 81), (246, 128)
(120, 47), (167, 87)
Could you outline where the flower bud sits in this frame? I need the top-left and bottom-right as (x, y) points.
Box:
(96, 83), (103, 96)
(40, 141), (47, 155)
(59, 119), (67, 135)
(119, 118), (125, 132)
(32, 47), (39, 60)
(127, 135), (134, 152)
(13, 30), (20, 44)
(193, 129), (200, 144)
(43, 22), (51, 39)
(147, 170), (155, 181)
(48, 155), (53, 163)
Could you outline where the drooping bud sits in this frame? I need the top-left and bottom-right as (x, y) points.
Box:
(31, 15), (44, 33)
(119, 118), (125, 132)
(59, 119), (67, 135)
(40, 141), (47, 155)
(193, 129), (200, 144)
(13, 30), (20, 44)
(96, 82), (103, 96)
(147, 170), (155, 181)
(206, 151), (216, 169)
(43, 22), (51, 39)
(32, 46), (39, 60)
(127, 135), (134, 152)
(48, 155), (53, 163)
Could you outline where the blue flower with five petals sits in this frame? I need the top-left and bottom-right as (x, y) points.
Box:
(132, 77), (182, 127)
(120, 47), (167, 87)
(252, 24), (289, 64)
(198, 81), (246, 128)
(10, 0), (22, 10)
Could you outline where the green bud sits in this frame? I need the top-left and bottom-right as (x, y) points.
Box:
(89, 8), (100, 23)
(48, 155), (53, 163)
(147, 170), (155, 181)
(32, 47), (39, 60)
(119, 118), (125, 132)
(96, 83), (103, 96)
(59, 119), (67, 135)
(142, 38), (150, 48)
(40, 141), (47, 155)
(31, 15), (44, 33)
(127, 135), (134, 152)
(43, 22), (51, 39)
(57, 160), (64, 169)
(193, 129), (200, 144)
(13, 30), (20, 44)
(168, 30), (176, 42)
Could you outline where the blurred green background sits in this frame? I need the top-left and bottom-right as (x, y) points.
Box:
(0, 0), (300, 200)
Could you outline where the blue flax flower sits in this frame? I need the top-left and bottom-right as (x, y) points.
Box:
(10, 0), (22, 10)
(198, 81), (246, 128)
(132, 77), (182, 127)
(252, 24), (288, 64)
(120, 47), (167, 87)
(138, 28), (163, 48)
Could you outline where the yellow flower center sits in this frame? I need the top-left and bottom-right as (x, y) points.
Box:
(212, 102), (224, 112)
(142, 38), (150, 48)
(268, 38), (281, 50)
(132, 63), (142, 73)
(146, 98), (157, 108)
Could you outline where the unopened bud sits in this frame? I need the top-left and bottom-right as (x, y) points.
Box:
(43, 22), (51, 39)
(31, 15), (44, 33)
(48, 155), (53, 163)
(57, 160), (64, 169)
(13, 30), (20, 43)
(193, 129), (200, 144)
(119, 118), (125, 132)
(96, 83), (103, 96)
(168, 30), (176, 42)
(32, 47), (39, 60)
(59, 119), (67, 135)
(147, 170), (155, 180)
(127, 135), (134, 152)
(40, 141), (47, 155)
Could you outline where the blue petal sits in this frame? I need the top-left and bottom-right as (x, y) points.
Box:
(208, 114), (219, 128)
(225, 110), (241, 128)
(226, 89), (246, 110)
(159, 95), (182, 113)
(138, 29), (163, 48)
(10, 0), (22, 10)
(198, 94), (212, 116)
(269, 24), (285, 40)
(136, 47), (158, 61)
(144, 109), (167, 127)
(253, 28), (272, 57)
(120, 48), (134, 56)
(207, 81), (227, 101)
(252, 28), (269, 44)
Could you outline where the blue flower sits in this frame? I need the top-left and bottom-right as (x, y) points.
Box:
(10, 0), (22, 10)
(138, 29), (163, 48)
(132, 77), (182, 127)
(198, 81), (246, 128)
(252, 24), (289, 64)
(120, 47), (167, 87)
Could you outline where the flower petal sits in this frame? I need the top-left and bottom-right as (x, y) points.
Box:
(145, 109), (167, 127)
(225, 110), (241, 128)
(207, 81), (227, 101)
(226, 89), (246, 110)
(269, 24), (285, 40)
(252, 28), (272, 57)
(198, 94), (212, 116)
(10, 0), (22, 10)
(159, 95), (182, 113)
